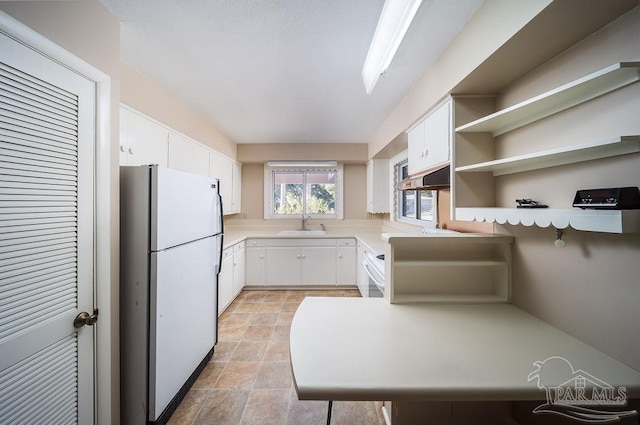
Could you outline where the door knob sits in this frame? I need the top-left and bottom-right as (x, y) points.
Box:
(74, 309), (99, 328)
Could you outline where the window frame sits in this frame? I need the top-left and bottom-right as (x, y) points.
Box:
(394, 159), (437, 227)
(264, 163), (344, 219)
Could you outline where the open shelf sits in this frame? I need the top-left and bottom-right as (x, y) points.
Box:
(385, 234), (513, 304)
(455, 62), (640, 136)
(455, 136), (640, 176)
(455, 208), (640, 233)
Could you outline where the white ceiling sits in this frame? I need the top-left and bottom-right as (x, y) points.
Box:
(100, 0), (484, 143)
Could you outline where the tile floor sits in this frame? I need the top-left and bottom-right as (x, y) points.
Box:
(168, 289), (386, 425)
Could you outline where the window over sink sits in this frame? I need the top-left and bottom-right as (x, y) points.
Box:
(396, 160), (437, 225)
(264, 162), (343, 219)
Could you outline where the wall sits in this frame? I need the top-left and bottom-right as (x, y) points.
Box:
(120, 62), (236, 159)
(0, 1), (120, 423)
(230, 162), (368, 221)
(232, 142), (369, 221)
(368, 0), (552, 158)
(494, 6), (640, 370)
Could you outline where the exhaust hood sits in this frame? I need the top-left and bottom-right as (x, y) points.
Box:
(397, 163), (450, 191)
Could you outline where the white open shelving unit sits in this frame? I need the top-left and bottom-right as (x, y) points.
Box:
(452, 63), (640, 233)
(456, 62), (640, 136)
(383, 234), (513, 304)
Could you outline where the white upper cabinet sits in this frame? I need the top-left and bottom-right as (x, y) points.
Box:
(209, 151), (241, 215)
(119, 107), (169, 167)
(167, 131), (210, 177)
(209, 150), (233, 214)
(231, 161), (242, 214)
(407, 98), (451, 175)
(366, 159), (389, 214)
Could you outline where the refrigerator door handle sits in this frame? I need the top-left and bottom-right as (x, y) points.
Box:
(216, 192), (224, 277)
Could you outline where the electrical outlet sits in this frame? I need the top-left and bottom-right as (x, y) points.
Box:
(243, 212), (248, 219)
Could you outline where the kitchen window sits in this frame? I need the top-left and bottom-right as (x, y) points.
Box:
(396, 160), (437, 224)
(265, 162), (343, 219)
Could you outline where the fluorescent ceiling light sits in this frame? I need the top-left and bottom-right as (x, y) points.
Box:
(361, 0), (423, 94)
(267, 161), (338, 167)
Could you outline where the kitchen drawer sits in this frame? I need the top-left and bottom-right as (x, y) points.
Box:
(233, 242), (245, 253)
(337, 238), (355, 247)
(266, 238), (336, 247)
(246, 239), (266, 247)
(221, 247), (233, 260)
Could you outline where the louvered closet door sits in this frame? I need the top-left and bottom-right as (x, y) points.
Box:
(0, 32), (95, 424)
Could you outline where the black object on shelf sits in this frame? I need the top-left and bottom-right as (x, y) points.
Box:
(573, 187), (640, 209)
(516, 199), (549, 208)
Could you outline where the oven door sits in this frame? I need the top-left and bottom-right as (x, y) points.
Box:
(362, 255), (384, 298)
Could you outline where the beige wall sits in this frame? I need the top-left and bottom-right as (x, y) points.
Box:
(494, 6), (640, 370)
(120, 62), (236, 159)
(0, 1), (120, 422)
(234, 142), (369, 220)
(233, 162), (367, 220)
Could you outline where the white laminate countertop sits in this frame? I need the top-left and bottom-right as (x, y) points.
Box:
(222, 229), (387, 254)
(290, 297), (640, 402)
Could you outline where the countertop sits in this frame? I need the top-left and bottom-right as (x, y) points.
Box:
(290, 297), (640, 401)
(222, 228), (388, 254)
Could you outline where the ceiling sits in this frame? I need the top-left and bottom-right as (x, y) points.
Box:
(100, 0), (484, 144)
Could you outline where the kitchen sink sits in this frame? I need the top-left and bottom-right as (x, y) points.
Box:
(277, 230), (327, 236)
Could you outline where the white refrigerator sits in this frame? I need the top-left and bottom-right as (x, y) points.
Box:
(120, 165), (223, 425)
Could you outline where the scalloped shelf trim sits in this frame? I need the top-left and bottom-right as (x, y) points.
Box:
(455, 208), (640, 233)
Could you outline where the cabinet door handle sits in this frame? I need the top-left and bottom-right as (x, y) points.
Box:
(338, 254), (343, 259)
(119, 145), (126, 153)
(128, 147), (134, 155)
(260, 255), (264, 259)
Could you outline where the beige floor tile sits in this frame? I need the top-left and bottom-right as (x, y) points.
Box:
(263, 340), (290, 362)
(250, 312), (279, 326)
(230, 341), (268, 362)
(194, 389), (250, 425)
(214, 361), (261, 389)
(212, 341), (239, 361)
(192, 361), (227, 389)
(270, 326), (291, 342)
(234, 302), (262, 313)
(287, 390), (328, 425)
(283, 291), (306, 302)
(239, 389), (289, 425)
(276, 312), (295, 326)
(218, 325), (249, 342)
(281, 302), (301, 313)
(241, 292), (267, 303)
(241, 325), (274, 341)
(254, 361), (293, 390)
(332, 401), (383, 425)
(259, 301), (284, 313)
(263, 291), (287, 302)
(219, 312), (254, 326)
(168, 389), (210, 425)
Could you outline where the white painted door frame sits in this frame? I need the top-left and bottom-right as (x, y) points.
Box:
(0, 11), (114, 425)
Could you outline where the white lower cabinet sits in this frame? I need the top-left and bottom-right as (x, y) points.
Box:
(245, 239), (266, 286)
(336, 239), (356, 285)
(246, 238), (356, 287)
(232, 242), (245, 296)
(266, 247), (302, 286)
(218, 241), (245, 315)
(300, 247), (336, 285)
(218, 247), (234, 315)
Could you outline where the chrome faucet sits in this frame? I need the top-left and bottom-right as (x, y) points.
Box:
(301, 215), (311, 231)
